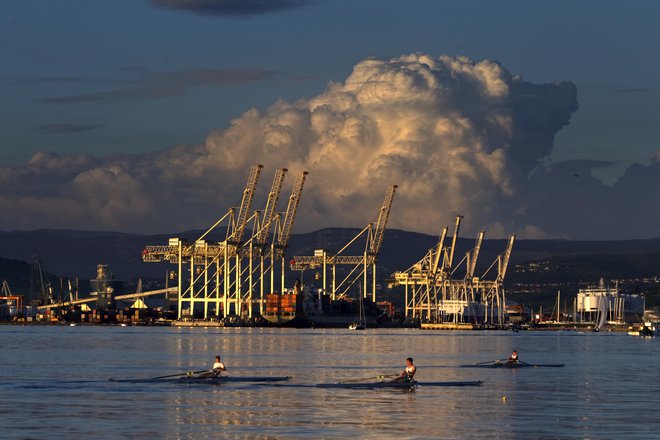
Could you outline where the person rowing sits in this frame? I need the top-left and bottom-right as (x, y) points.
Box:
(393, 357), (416, 382)
(198, 355), (226, 378)
(508, 350), (519, 364)
(212, 355), (226, 376)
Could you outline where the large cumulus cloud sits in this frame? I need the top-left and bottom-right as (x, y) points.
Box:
(3, 52), (657, 239)
(201, 53), (579, 237)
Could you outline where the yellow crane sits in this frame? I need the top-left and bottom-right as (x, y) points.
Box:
(390, 215), (515, 326)
(141, 165), (308, 321)
(290, 185), (397, 302)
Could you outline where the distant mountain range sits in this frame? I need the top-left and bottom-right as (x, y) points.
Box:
(2, 228), (660, 301)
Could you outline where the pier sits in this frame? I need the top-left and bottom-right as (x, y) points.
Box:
(421, 323), (474, 330)
(172, 320), (224, 327)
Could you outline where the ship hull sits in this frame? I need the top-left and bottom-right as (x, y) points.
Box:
(263, 291), (381, 328)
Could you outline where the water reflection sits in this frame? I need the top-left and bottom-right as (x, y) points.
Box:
(2, 326), (660, 439)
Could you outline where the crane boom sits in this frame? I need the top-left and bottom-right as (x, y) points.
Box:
(277, 171), (308, 253)
(228, 164), (263, 245)
(446, 215), (463, 271)
(498, 235), (516, 281)
(255, 168), (287, 245)
(368, 185), (397, 257)
(467, 230), (485, 279)
(430, 226), (448, 275)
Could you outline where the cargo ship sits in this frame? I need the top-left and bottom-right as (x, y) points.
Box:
(262, 287), (381, 328)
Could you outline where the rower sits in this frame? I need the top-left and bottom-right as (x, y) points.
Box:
(508, 350), (519, 364)
(211, 355), (226, 377)
(397, 357), (416, 382)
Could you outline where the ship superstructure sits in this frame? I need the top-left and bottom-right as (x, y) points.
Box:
(577, 281), (644, 325)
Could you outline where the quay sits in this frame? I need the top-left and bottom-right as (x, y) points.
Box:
(531, 322), (630, 332)
(419, 321), (633, 332)
(421, 323), (474, 330)
(172, 320), (224, 327)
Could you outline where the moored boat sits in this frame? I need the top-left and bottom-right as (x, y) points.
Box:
(263, 289), (380, 328)
(628, 321), (659, 337)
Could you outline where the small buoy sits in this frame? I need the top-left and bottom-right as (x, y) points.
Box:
(502, 396), (507, 402)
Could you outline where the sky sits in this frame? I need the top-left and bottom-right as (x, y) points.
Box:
(1, 0), (659, 240)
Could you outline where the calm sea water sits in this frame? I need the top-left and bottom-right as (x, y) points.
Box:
(1, 326), (659, 439)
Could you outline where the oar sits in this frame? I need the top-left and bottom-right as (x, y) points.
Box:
(476, 359), (501, 365)
(516, 361), (564, 368)
(151, 369), (208, 380)
(339, 374), (400, 383)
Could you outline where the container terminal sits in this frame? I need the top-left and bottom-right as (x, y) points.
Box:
(0, 165), (649, 331)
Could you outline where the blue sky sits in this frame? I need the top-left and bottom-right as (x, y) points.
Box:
(1, 0), (659, 239)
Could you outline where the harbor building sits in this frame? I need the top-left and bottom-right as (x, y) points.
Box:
(577, 284), (644, 324)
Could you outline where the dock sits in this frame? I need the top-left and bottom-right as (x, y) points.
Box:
(421, 323), (474, 330)
(172, 320), (225, 327)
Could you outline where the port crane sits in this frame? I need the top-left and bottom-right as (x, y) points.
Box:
(141, 164), (263, 318)
(234, 169), (307, 318)
(290, 185), (397, 303)
(392, 216), (462, 322)
(475, 234), (515, 324)
(141, 165), (307, 321)
(391, 215), (515, 326)
(270, 170), (308, 292)
(181, 163), (263, 319)
(235, 168), (288, 317)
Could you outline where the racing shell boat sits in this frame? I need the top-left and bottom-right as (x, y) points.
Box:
(110, 375), (291, 384)
(316, 379), (418, 389)
(315, 379), (483, 389)
(460, 360), (564, 369)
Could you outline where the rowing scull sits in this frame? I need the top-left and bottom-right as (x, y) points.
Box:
(110, 376), (291, 384)
(315, 380), (483, 389)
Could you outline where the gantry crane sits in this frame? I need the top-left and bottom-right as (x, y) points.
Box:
(290, 185), (397, 303)
(141, 164), (264, 319)
(271, 170), (308, 291)
(185, 164), (263, 319)
(440, 230), (486, 323)
(223, 169), (307, 319)
(392, 216), (461, 321)
(475, 234), (516, 324)
(391, 215), (514, 326)
(234, 168), (291, 317)
(141, 164), (263, 264)
(141, 165), (309, 321)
